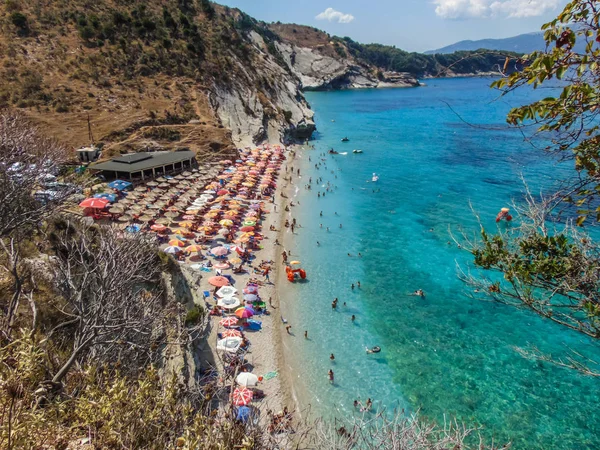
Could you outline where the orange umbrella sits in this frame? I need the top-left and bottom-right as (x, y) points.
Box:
(79, 198), (109, 209)
(179, 221), (194, 228)
(208, 276), (229, 287)
(222, 329), (242, 338)
(168, 239), (186, 247)
(185, 245), (203, 253)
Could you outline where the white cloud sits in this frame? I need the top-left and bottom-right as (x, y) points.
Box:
(315, 7), (355, 24)
(433, 0), (560, 19)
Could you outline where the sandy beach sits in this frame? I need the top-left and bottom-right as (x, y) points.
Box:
(186, 144), (307, 420)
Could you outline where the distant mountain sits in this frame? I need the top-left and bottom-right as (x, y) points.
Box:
(426, 32), (546, 54)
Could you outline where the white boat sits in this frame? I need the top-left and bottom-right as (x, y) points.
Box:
(372, 173), (379, 182)
(353, 149), (363, 154)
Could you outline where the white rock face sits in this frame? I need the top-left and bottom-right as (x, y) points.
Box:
(210, 31), (314, 147)
(276, 42), (420, 90)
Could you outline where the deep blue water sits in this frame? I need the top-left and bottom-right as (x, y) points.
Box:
(280, 78), (600, 449)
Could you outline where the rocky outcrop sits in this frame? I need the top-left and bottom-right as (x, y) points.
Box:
(209, 31), (314, 147)
(276, 41), (420, 91)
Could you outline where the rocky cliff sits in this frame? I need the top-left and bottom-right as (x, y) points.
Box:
(271, 24), (420, 90)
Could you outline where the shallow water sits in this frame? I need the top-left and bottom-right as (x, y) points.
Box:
(281, 78), (600, 449)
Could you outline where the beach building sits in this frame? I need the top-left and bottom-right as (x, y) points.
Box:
(89, 150), (197, 181)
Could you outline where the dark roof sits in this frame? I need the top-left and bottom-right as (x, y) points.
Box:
(90, 151), (195, 173)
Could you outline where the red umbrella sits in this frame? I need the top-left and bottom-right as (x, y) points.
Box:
(151, 224), (168, 232)
(79, 198), (109, 209)
(222, 329), (242, 338)
(231, 387), (253, 406)
(217, 189), (230, 196)
(208, 276), (230, 287)
(240, 226), (255, 232)
(235, 307), (254, 319)
(220, 316), (239, 327)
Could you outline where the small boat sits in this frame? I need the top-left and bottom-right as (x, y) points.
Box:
(341, 137), (349, 142)
(372, 173), (379, 182)
(328, 148), (339, 154)
(366, 346), (381, 354)
(353, 149), (363, 154)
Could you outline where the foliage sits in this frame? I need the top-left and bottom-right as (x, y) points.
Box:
(340, 37), (517, 78)
(184, 305), (204, 326)
(491, 0), (600, 223)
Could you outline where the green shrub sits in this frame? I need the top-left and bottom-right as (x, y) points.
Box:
(10, 12), (29, 32)
(184, 306), (204, 326)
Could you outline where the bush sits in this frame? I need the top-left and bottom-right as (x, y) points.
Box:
(184, 306), (203, 326)
(10, 12), (29, 32)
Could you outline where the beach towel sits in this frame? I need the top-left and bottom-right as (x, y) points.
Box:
(262, 371), (278, 381)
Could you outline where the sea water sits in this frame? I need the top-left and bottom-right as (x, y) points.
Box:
(280, 78), (600, 449)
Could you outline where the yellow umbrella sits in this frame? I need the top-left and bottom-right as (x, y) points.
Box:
(177, 221), (193, 228)
(185, 245), (203, 253)
(169, 239), (186, 247)
(219, 219), (234, 227)
(290, 260), (301, 265)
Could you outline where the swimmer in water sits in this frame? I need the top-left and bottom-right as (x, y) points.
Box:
(413, 289), (425, 297)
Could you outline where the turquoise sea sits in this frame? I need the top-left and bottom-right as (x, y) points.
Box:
(280, 78), (600, 449)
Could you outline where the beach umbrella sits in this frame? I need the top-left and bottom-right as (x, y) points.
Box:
(220, 316), (239, 327)
(235, 307), (254, 319)
(168, 239), (186, 247)
(231, 387), (253, 406)
(158, 183), (169, 188)
(217, 285), (237, 298)
(217, 297), (241, 309)
(217, 337), (242, 353)
(79, 198), (109, 209)
(242, 220), (256, 227)
(151, 224), (168, 232)
(290, 261), (301, 265)
(109, 207), (124, 214)
(179, 221), (194, 228)
(243, 286), (258, 294)
(156, 177), (167, 182)
(164, 246), (182, 254)
(219, 219), (234, 227)
(165, 211), (180, 218)
(210, 246), (229, 257)
(243, 294), (258, 302)
(185, 244), (203, 254)
(208, 276), (229, 287)
(107, 180), (132, 191)
(236, 372), (259, 387)
(117, 214), (133, 222)
(94, 193), (117, 203)
(146, 181), (159, 187)
(168, 179), (179, 184)
(155, 217), (171, 225)
(229, 257), (242, 265)
(214, 262), (230, 270)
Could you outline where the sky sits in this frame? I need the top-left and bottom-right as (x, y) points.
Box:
(216, 0), (569, 52)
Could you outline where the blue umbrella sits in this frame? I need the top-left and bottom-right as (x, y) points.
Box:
(236, 406), (251, 423)
(125, 224), (141, 233)
(94, 193), (117, 202)
(107, 180), (132, 191)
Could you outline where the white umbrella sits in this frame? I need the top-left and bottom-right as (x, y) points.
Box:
(217, 297), (241, 309)
(164, 246), (182, 254)
(217, 286), (238, 298)
(217, 337), (242, 353)
(236, 372), (259, 387)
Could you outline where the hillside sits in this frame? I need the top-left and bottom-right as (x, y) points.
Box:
(426, 30), (587, 55)
(0, 1), (515, 155)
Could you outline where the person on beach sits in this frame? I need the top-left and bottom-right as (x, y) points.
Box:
(353, 400), (359, 409)
(269, 297), (273, 307)
(328, 369), (334, 384)
(351, 315), (356, 322)
(330, 353), (335, 361)
(286, 325), (292, 334)
(320, 211), (323, 216)
(413, 289), (425, 297)
(281, 251), (288, 264)
(357, 281), (361, 288)
(351, 283), (355, 290)
(358, 253), (362, 257)
(263, 267), (271, 282)
(317, 241), (320, 246)
(339, 224), (342, 228)
(304, 330), (308, 339)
